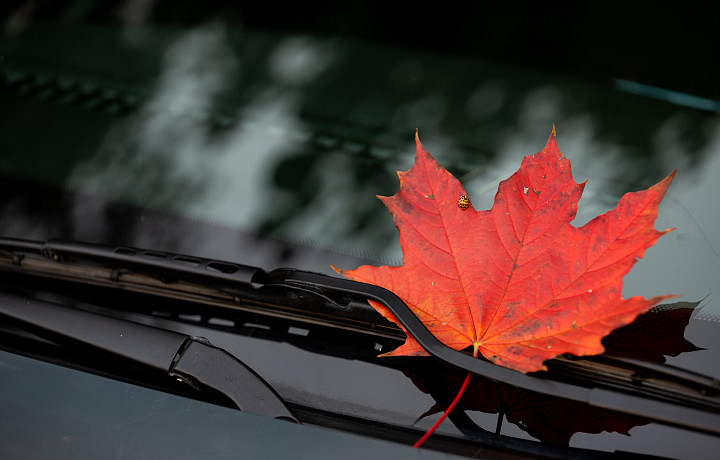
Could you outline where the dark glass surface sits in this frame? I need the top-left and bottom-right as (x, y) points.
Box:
(1, 2), (719, 458)
(0, 350), (467, 460)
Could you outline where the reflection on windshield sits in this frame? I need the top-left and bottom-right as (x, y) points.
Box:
(409, 365), (650, 447)
(44, 22), (713, 264)
(68, 26), (300, 231)
(410, 301), (701, 443)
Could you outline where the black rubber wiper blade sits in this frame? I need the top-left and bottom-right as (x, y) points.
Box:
(552, 351), (720, 403)
(31, 238), (261, 285)
(0, 291), (298, 422)
(281, 270), (720, 437)
(599, 352), (720, 391)
(0, 237), (266, 294)
(0, 237), (394, 335)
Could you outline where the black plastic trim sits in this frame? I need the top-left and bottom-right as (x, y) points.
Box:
(0, 291), (298, 422)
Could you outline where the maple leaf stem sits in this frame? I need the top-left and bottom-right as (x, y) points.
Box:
(495, 409), (504, 434)
(413, 347), (479, 449)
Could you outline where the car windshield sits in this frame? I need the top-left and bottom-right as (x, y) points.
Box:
(1, 2), (719, 458)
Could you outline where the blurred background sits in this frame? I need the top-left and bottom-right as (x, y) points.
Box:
(1, 1), (718, 307)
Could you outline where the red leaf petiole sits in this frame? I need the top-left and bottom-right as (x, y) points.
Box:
(414, 347), (480, 448)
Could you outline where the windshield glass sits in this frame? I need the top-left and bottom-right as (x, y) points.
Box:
(1, 3), (719, 457)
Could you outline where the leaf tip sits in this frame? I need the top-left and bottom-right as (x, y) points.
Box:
(649, 169), (677, 200)
(376, 194), (390, 205)
(544, 124), (560, 153)
(329, 264), (345, 276)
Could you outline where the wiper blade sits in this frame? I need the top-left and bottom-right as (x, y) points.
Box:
(1, 237), (719, 436)
(0, 290), (298, 422)
(1, 237), (262, 285)
(550, 351), (720, 406)
(0, 237), (392, 336)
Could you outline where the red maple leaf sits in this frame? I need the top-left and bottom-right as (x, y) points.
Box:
(334, 128), (675, 374)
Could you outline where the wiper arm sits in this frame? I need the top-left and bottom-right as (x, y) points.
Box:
(0, 290), (298, 423)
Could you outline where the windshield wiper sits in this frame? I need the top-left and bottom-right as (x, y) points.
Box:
(0, 237), (392, 336)
(0, 289), (298, 423)
(283, 271), (720, 434)
(1, 237), (719, 436)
